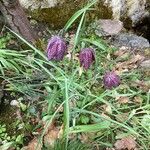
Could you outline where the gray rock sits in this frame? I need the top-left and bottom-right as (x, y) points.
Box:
(140, 60), (150, 69)
(19, 0), (60, 10)
(95, 19), (123, 36)
(18, 0), (149, 29)
(104, 0), (149, 27)
(111, 33), (150, 49)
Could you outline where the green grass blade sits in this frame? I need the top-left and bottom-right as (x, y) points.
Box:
(82, 38), (108, 51)
(34, 59), (61, 85)
(64, 9), (84, 32)
(63, 78), (70, 149)
(74, 108), (140, 136)
(64, 0), (97, 31)
(0, 49), (25, 57)
(70, 121), (111, 133)
(5, 27), (47, 60)
(74, 11), (86, 49)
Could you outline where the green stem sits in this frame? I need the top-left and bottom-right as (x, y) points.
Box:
(63, 78), (70, 149)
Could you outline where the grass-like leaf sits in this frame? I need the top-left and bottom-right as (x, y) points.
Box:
(64, 0), (97, 32)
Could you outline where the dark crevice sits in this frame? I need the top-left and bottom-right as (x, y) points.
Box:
(133, 14), (150, 42)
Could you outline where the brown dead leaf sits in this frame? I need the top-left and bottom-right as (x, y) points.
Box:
(69, 99), (77, 108)
(107, 53), (111, 60)
(115, 61), (129, 74)
(114, 49), (127, 57)
(43, 128), (59, 148)
(132, 80), (150, 92)
(43, 121), (62, 148)
(22, 138), (42, 150)
(102, 104), (112, 114)
(106, 148), (115, 150)
(78, 133), (89, 143)
(117, 96), (129, 104)
(23, 121), (61, 150)
(114, 136), (137, 150)
(116, 113), (129, 122)
(114, 48), (130, 60)
(133, 96), (143, 104)
(128, 54), (144, 64)
(42, 120), (56, 134)
(114, 54), (145, 74)
(101, 113), (111, 120)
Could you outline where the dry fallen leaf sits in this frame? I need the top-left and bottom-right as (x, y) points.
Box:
(107, 53), (111, 60)
(114, 48), (130, 60)
(116, 113), (129, 122)
(114, 54), (145, 74)
(114, 49), (127, 57)
(22, 138), (42, 150)
(133, 96), (143, 104)
(43, 128), (59, 148)
(78, 133), (89, 143)
(132, 80), (150, 92)
(102, 104), (112, 114)
(23, 121), (61, 150)
(128, 54), (145, 64)
(117, 96), (129, 104)
(106, 148), (115, 150)
(42, 120), (56, 134)
(114, 136), (137, 150)
(101, 112), (111, 120)
(43, 121), (61, 148)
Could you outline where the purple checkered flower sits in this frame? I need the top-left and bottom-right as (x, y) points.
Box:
(47, 36), (67, 61)
(103, 71), (120, 89)
(79, 48), (95, 70)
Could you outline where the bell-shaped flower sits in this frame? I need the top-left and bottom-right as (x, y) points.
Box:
(79, 48), (95, 70)
(47, 36), (67, 61)
(103, 71), (120, 89)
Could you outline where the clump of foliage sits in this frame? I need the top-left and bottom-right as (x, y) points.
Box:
(0, 33), (12, 49)
(0, 0), (150, 149)
(0, 123), (24, 150)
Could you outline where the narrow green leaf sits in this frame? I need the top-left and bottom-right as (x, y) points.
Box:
(74, 11), (86, 48)
(5, 27), (47, 60)
(82, 38), (108, 51)
(64, 0), (97, 31)
(70, 121), (110, 133)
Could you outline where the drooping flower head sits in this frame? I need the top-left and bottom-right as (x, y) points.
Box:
(47, 36), (67, 61)
(79, 48), (95, 70)
(103, 71), (120, 89)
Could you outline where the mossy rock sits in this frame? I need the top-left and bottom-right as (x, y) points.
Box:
(22, 0), (112, 29)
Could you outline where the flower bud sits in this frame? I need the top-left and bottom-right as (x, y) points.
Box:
(103, 71), (120, 89)
(47, 36), (67, 60)
(79, 48), (95, 70)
